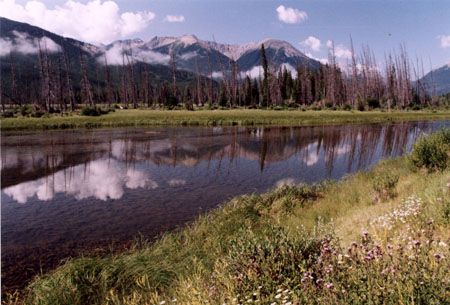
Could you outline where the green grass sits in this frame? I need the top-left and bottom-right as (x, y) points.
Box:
(6, 130), (450, 305)
(2, 109), (450, 131)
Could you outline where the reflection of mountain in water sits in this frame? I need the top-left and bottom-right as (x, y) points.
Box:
(1, 122), (435, 194)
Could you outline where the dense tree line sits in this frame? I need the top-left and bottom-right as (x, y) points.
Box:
(0, 41), (445, 116)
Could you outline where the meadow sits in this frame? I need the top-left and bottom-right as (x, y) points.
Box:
(2, 108), (450, 131)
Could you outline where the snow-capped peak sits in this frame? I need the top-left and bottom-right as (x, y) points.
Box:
(179, 34), (199, 45)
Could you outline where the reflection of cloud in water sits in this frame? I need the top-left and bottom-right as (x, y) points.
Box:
(4, 160), (157, 203)
(336, 144), (351, 155)
(275, 178), (297, 188)
(168, 179), (186, 186)
(303, 142), (319, 166)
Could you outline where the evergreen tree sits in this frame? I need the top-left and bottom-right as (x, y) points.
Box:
(261, 44), (270, 107)
(252, 78), (260, 106)
(218, 82), (228, 107)
(244, 76), (252, 106)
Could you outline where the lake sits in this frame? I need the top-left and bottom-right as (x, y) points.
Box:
(1, 121), (448, 290)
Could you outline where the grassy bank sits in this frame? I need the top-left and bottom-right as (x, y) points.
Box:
(2, 109), (450, 131)
(5, 131), (450, 305)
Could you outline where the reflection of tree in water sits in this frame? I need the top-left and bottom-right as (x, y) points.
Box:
(1, 122), (438, 190)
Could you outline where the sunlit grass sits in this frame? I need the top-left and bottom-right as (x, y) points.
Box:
(2, 109), (450, 131)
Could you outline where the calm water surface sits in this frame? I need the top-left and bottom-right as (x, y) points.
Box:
(1, 121), (449, 290)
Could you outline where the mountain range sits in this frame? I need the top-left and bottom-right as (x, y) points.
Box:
(1, 16), (449, 95)
(420, 63), (450, 96)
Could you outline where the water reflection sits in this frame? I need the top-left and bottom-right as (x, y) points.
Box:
(2, 122), (438, 203)
(4, 160), (158, 203)
(1, 121), (449, 291)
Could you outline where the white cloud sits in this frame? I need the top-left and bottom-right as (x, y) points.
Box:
(326, 41), (352, 59)
(241, 63), (297, 79)
(134, 49), (170, 65)
(438, 35), (450, 48)
(305, 52), (328, 65)
(276, 5), (307, 24)
(164, 15), (185, 23)
(334, 45), (352, 59)
(241, 65), (262, 79)
(281, 63), (298, 78)
(0, 0), (155, 44)
(302, 36), (321, 52)
(102, 44), (170, 66)
(179, 51), (197, 60)
(212, 71), (224, 79)
(0, 31), (60, 56)
(3, 160), (158, 203)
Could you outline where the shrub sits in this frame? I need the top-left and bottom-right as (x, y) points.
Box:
(19, 105), (33, 116)
(367, 98), (380, 109)
(31, 110), (46, 118)
(372, 172), (399, 202)
(411, 104), (423, 111)
(81, 106), (101, 116)
(1, 110), (15, 118)
(357, 100), (366, 111)
(324, 100), (333, 109)
(81, 107), (109, 116)
(342, 103), (352, 111)
(408, 129), (450, 172)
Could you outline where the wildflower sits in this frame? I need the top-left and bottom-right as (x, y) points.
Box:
(439, 241), (448, 247)
(387, 244), (394, 249)
(258, 286), (262, 289)
(434, 253), (445, 259)
(362, 231), (370, 236)
(412, 240), (421, 246)
(316, 279), (323, 285)
(253, 292), (257, 296)
(437, 198), (442, 202)
(275, 294), (282, 299)
(342, 289), (347, 294)
(446, 183), (450, 188)
(351, 241), (358, 247)
(325, 282), (334, 289)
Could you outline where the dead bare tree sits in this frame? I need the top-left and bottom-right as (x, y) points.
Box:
(206, 50), (214, 103)
(62, 49), (75, 111)
(170, 46), (178, 101)
(125, 49), (137, 108)
(9, 52), (20, 108)
(79, 49), (93, 107)
(103, 55), (113, 109)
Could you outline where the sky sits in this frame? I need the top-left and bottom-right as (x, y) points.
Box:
(1, 0), (449, 72)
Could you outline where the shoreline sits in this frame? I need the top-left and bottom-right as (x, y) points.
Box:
(2, 109), (450, 131)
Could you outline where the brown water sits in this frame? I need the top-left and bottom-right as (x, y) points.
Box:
(1, 121), (448, 291)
